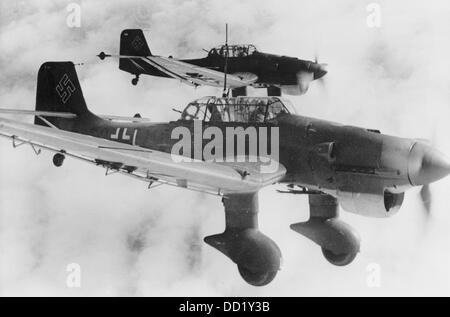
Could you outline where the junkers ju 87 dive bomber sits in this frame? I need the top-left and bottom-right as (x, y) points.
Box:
(1, 62), (449, 286)
(97, 28), (328, 96)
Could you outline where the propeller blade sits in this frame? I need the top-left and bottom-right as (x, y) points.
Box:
(314, 50), (319, 64)
(419, 184), (432, 216)
(417, 121), (443, 218)
(296, 71), (314, 94)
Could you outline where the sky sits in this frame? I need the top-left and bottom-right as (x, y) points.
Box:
(0, 0), (450, 296)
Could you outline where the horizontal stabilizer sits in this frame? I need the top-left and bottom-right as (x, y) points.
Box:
(0, 108), (150, 122)
(0, 109), (77, 118)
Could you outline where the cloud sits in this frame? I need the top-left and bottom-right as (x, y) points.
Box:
(1, 0), (450, 296)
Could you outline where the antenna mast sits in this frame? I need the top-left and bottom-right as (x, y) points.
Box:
(222, 23), (229, 97)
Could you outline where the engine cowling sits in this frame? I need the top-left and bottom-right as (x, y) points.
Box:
(337, 189), (405, 218)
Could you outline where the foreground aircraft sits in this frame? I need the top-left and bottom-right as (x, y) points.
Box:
(97, 29), (328, 96)
(1, 62), (449, 286)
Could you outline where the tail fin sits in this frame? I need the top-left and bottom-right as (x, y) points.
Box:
(119, 29), (152, 75)
(120, 29), (152, 57)
(35, 62), (89, 126)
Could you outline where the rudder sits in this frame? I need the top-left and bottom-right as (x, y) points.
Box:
(120, 29), (152, 57)
(119, 29), (152, 77)
(35, 62), (89, 126)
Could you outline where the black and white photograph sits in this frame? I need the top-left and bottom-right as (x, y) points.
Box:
(0, 0), (449, 300)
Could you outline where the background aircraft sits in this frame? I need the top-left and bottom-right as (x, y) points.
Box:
(97, 28), (328, 97)
(1, 62), (448, 286)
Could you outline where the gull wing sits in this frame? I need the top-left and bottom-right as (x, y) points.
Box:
(144, 56), (257, 88)
(0, 117), (285, 195)
(112, 54), (257, 88)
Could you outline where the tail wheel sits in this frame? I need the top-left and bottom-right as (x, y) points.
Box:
(321, 247), (358, 266)
(238, 265), (278, 287)
(131, 77), (139, 86)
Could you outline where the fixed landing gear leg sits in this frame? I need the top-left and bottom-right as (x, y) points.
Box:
(204, 192), (282, 286)
(267, 86), (281, 96)
(290, 194), (360, 266)
(231, 87), (247, 97)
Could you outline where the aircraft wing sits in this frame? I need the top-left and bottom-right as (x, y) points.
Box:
(116, 54), (257, 88)
(0, 117), (285, 195)
(145, 56), (257, 88)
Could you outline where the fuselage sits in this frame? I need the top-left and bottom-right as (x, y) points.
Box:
(182, 52), (317, 86)
(128, 52), (323, 88)
(61, 111), (417, 197)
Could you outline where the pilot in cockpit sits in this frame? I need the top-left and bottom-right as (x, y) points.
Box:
(208, 104), (222, 122)
(236, 46), (246, 57)
(250, 101), (267, 123)
(266, 101), (287, 121)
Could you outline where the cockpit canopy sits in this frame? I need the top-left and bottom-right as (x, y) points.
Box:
(208, 44), (258, 58)
(180, 96), (296, 123)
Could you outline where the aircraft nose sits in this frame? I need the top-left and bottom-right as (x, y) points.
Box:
(408, 141), (450, 186)
(313, 63), (328, 80)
